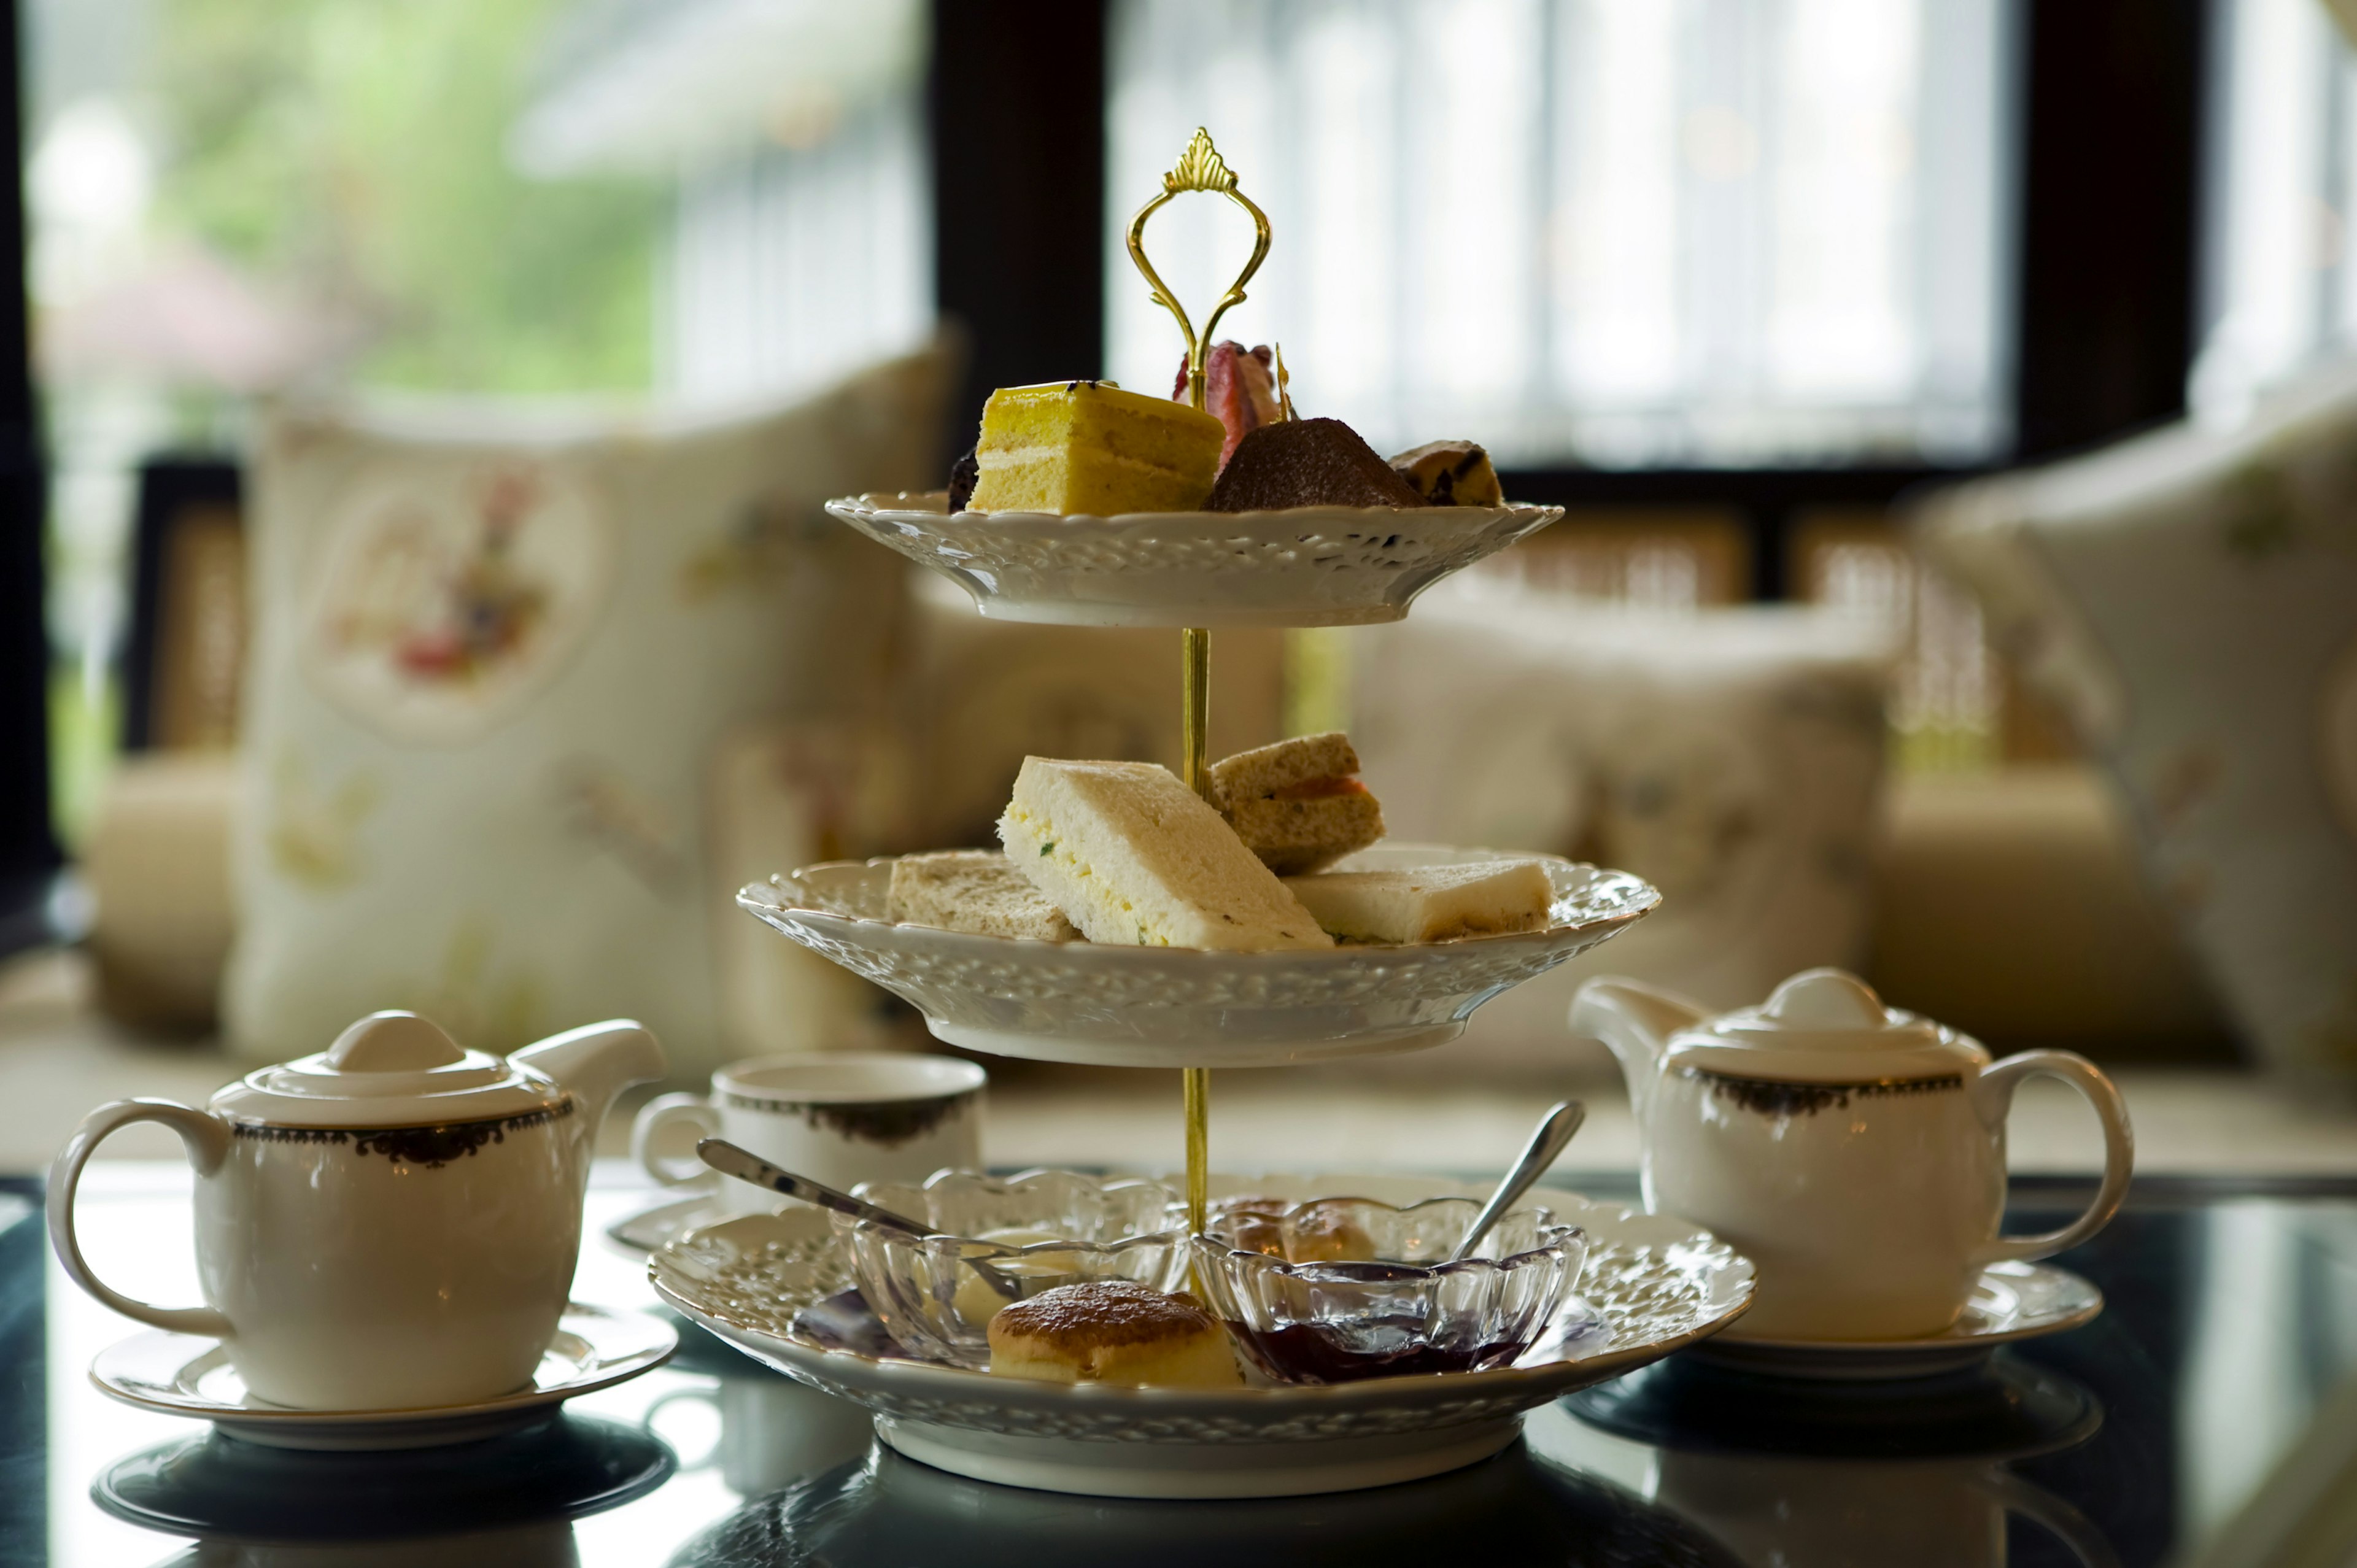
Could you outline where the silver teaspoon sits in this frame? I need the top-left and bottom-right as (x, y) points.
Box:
(697, 1138), (1021, 1299)
(1446, 1100), (1587, 1264)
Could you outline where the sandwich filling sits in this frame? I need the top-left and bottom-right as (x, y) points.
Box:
(999, 758), (1331, 952)
(1207, 732), (1387, 876)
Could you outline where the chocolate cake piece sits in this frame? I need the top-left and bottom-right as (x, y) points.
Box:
(946, 446), (980, 513)
(1207, 418), (1425, 512)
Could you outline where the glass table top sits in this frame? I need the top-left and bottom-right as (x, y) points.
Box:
(6, 1165), (2357, 1567)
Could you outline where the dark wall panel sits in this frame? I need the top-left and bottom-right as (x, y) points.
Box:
(2014, 0), (2209, 460)
(929, 0), (1108, 465)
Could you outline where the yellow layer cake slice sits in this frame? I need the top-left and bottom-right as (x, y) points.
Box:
(967, 380), (1226, 515)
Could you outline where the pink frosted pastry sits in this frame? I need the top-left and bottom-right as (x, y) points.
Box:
(1174, 341), (1281, 469)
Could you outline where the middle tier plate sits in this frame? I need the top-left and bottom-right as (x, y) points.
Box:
(737, 845), (1658, 1068)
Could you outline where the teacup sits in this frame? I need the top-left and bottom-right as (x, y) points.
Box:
(632, 1053), (985, 1212)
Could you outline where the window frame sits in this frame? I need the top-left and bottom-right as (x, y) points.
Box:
(0, 0), (2216, 939)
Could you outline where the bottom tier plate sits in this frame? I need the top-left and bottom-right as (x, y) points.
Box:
(649, 1173), (1754, 1499)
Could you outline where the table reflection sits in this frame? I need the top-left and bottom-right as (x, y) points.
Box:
(146, 1520), (578, 1568)
(670, 1436), (1744, 1568)
(18, 1176), (2357, 1568)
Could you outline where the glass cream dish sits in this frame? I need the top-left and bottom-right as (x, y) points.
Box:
(834, 1168), (1186, 1370)
(1189, 1195), (1586, 1384)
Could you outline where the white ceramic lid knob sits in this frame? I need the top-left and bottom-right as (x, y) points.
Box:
(323, 1011), (466, 1073)
(1760, 970), (1889, 1032)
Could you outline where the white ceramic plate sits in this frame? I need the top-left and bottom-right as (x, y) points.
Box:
(649, 1172), (1754, 1499)
(825, 492), (1563, 627)
(1688, 1261), (2105, 1381)
(90, 1303), (678, 1451)
(737, 844), (1657, 1068)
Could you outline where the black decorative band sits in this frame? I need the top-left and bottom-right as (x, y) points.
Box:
(230, 1099), (575, 1169)
(1684, 1069), (1964, 1119)
(719, 1089), (976, 1148)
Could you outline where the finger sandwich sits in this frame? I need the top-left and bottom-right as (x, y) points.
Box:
(888, 850), (1082, 943)
(998, 759), (1331, 951)
(1207, 733), (1386, 875)
(1283, 860), (1555, 945)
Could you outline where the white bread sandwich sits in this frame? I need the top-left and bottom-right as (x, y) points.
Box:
(888, 849), (1082, 943)
(997, 758), (1331, 951)
(1206, 732), (1386, 875)
(1283, 859), (1554, 944)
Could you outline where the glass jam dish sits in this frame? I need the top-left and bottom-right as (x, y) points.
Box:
(836, 1168), (1187, 1369)
(1189, 1197), (1586, 1384)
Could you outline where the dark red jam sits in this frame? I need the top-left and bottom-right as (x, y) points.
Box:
(1227, 1317), (1528, 1383)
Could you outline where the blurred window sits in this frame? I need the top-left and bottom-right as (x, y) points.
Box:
(26, 0), (932, 843)
(2191, 0), (2357, 420)
(1105, 0), (2017, 468)
(513, 0), (932, 403)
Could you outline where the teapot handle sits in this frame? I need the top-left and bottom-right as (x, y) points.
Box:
(47, 1100), (234, 1337)
(1971, 1050), (2135, 1266)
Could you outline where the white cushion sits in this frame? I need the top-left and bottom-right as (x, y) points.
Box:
(225, 347), (950, 1075)
(1918, 355), (2357, 1083)
(1350, 581), (1892, 1070)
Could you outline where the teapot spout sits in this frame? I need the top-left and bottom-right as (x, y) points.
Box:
(1569, 978), (1709, 1124)
(510, 1020), (665, 1150)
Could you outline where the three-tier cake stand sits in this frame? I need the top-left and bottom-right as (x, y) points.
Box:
(652, 129), (1754, 1499)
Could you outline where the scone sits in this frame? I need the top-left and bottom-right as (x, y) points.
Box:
(1207, 732), (1386, 875)
(1283, 860), (1554, 944)
(986, 1280), (1244, 1387)
(997, 758), (1330, 951)
(888, 849), (1082, 942)
(1209, 1195), (1376, 1263)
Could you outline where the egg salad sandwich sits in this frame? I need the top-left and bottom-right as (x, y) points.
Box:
(997, 759), (1331, 951)
(888, 849), (1082, 943)
(1283, 859), (1555, 945)
(1206, 732), (1386, 875)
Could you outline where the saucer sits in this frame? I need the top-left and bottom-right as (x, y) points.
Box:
(1566, 1353), (2103, 1459)
(1682, 1261), (2103, 1380)
(91, 1303), (678, 1450)
(93, 1414), (674, 1539)
(605, 1191), (740, 1256)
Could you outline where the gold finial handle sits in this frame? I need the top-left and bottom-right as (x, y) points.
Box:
(1127, 128), (1272, 411)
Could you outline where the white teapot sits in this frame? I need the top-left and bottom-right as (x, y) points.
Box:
(48, 1011), (664, 1409)
(1571, 969), (2133, 1342)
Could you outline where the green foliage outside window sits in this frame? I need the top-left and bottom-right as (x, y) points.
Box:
(145, 0), (658, 394)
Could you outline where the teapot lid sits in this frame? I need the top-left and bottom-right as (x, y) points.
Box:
(1662, 970), (1988, 1084)
(210, 1013), (566, 1128)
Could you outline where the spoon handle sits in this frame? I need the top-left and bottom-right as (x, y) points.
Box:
(1449, 1100), (1587, 1264)
(696, 1139), (1022, 1299)
(696, 1140), (931, 1237)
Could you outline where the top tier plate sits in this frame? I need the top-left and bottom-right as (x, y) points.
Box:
(825, 492), (1563, 627)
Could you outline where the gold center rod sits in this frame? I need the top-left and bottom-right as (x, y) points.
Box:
(1180, 625), (1213, 1237)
